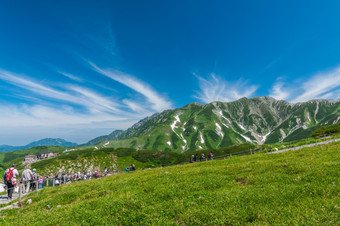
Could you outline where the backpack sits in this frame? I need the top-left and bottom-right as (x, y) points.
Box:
(6, 169), (14, 182)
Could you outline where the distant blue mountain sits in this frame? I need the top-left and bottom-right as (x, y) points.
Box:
(0, 138), (78, 153)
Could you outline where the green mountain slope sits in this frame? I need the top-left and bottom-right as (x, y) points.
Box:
(2, 142), (339, 225)
(89, 97), (340, 152)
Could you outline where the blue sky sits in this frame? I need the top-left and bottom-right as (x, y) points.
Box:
(1, 1), (340, 145)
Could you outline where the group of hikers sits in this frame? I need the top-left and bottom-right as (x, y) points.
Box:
(2, 164), (120, 200)
(125, 164), (136, 173)
(190, 152), (214, 163)
(3, 164), (47, 199)
(54, 168), (110, 185)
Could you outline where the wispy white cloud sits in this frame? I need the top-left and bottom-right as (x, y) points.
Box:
(0, 67), (167, 144)
(194, 73), (258, 103)
(123, 99), (152, 114)
(0, 69), (122, 114)
(292, 66), (340, 102)
(0, 103), (137, 145)
(269, 65), (340, 102)
(58, 71), (84, 82)
(89, 62), (172, 112)
(269, 80), (290, 100)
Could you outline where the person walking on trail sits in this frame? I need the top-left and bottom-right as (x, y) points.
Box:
(55, 175), (60, 186)
(31, 169), (38, 191)
(4, 164), (19, 200)
(130, 164), (136, 171)
(104, 167), (109, 176)
(200, 154), (205, 162)
(38, 177), (43, 189)
(21, 167), (34, 193)
(193, 154), (198, 162)
(208, 152), (214, 160)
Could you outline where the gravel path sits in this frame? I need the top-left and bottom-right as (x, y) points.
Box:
(268, 138), (340, 154)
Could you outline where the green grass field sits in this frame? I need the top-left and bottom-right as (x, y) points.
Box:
(1, 142), (339, 225)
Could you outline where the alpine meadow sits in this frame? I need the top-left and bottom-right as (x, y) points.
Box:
(1, 1), (340, 225)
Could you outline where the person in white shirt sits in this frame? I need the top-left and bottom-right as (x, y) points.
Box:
(21, 167), (34, 193)
(4, 164), (19, 200)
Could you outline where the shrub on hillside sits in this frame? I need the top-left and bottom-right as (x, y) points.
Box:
(132, 150), (186, 166)
(310, 123), (340, 137)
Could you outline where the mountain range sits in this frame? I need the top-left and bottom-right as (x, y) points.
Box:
(85, 96), (340, 152)
(0, 138), (78, 153)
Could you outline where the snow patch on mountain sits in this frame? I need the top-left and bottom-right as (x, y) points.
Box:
(215, 122), (224, 137)
(306, 112), (311, 123)
(103, 141), (110, 147)
(170, 115), (181, 133)
(240, 134), (253, 143)
(261, 132), (271, 143)
(314, 102), (319, 123)
(200, 132), (205, 144)
(238, 123), (246, 130)
(222, 123), (229, 128)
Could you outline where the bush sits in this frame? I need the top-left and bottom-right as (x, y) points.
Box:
(132, 150), (186, 166)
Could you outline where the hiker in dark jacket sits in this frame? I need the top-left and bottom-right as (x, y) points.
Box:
(200, 154), (205, 162)
(193, 154), (197, 162)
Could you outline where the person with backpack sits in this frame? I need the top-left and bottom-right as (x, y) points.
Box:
(4, 164), (19, 200)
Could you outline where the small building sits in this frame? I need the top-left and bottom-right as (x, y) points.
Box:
(24, 155), (38, 163)
(38, 150), (54, 159)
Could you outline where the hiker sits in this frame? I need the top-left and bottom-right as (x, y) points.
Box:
(38, 177), (43, 189)
(82, 174), (87, 180)
(87, 170), (91, 179)
(94, 171), (99, 178)
(61, 173), (66, 184)
(31, 169), (38, 191)
(4, 164), (19, 200)
(77, 172), (81, 180)
(55, 175), (60, 186)
(208, 152), (214, 160)
(104, 167), (109, 176)
(193, 154), (198, 162)
(200, 154), (205, 162)
(190, 155), (194, 163)
(21, 167), (34, 193)
(130, 164), (136, 171)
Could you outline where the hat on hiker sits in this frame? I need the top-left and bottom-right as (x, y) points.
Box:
(11, 164), (16, 167)
(33, 169), (36, 172)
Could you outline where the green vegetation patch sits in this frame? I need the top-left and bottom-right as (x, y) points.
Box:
(3, 142), (339, 225)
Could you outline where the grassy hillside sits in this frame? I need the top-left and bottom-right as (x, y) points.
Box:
(1, 142), (339, 225)
(30, 144), (256, 176)
(0, 146), (65, 175)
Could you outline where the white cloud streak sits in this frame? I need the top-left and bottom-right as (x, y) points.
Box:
(58, 71), (84, 82)
(89, 62), (172, 112)
(292, 66), (340, 102)
(269, 65), (340, 102)
(0, 69), (121, 114)
(269, 82), (290, 100)
(194, 73), (258, 103)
